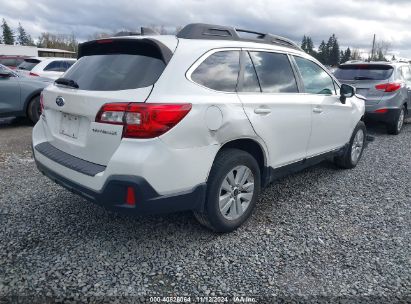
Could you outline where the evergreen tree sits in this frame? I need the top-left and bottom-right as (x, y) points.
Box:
(327, 34), (339, 66)
(1, 19), (14, 45)
(391, 55), (396, 61)
(316, 40), (328, 64)
(306, 37), (315, 55)
(345, 47), (351, 62)
(301, 35), (307, 52)
(17, 23), (34, 46)
(376, 50), (386, 61)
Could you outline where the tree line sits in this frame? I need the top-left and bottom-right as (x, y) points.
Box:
(301, 34), (392, 66)
(0, 18), (78, 52)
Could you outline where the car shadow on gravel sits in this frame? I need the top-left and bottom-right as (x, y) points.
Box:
(0, 117), (33, 129)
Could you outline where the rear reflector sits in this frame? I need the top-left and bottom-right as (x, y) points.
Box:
(97, 39), (114, 44)
(375, 83), (401, 92)
(96, 103), (192, 138)
(29, 72), (39, 77)
(126, 186), (136, 206)
(374, 108), (388, 114)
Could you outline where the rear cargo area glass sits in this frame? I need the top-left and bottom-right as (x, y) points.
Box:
(334, 64), (393, 81)
(64, 39), (169, 91)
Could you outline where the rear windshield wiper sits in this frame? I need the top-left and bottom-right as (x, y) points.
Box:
(353, 76), (375, 80)
(55, 77), (79, 88)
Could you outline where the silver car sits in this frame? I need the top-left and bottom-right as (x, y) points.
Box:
(335, 62), (411, 134)
(0, 64), (52, 123)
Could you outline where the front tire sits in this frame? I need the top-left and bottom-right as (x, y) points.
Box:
(387, 106), (405, 135)
(335, 121), (366, 169)
(194, 149), (261, 232)
(27, 95), (41, 124)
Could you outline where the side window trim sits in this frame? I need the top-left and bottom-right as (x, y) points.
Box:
(292, 55), (338, 95)
(237, 50), (262, 93)
(288, 54), (304, 93)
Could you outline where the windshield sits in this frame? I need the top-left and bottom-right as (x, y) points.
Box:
(334, 64), (394, 81)
(17, 59), (41, 71)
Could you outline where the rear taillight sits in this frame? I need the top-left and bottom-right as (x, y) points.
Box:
(29, 72), (39, 77)
(96, 103), (192, 138)
(374, 108), (388, 114)
(375, 82), (401, 92)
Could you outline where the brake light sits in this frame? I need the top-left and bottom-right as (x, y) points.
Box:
(375, 83), (401, 92)
(29, 72), (39, 77)
(374, 108), (388, 114)
(96, 103), (192, 138)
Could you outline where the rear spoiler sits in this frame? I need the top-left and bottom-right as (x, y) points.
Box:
(77, 38), (173, 64)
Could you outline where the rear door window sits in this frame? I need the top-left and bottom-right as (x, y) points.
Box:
(44, 61), (66, 72)
(249, 52), (298, 93)
(294, 56), (336, 95)
(334, 64), (394, 81)
(191, 51), (240, 92)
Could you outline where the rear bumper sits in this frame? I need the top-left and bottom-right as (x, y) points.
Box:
(364, 108), (400, 123)
(35, 158), (206, 215)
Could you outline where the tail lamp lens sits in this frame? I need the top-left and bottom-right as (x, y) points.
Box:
(95, 103), (192, 139)
(375, 83), (401, 92)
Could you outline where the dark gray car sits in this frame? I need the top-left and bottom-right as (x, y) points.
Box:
(335, 62), (411, 134)
(0, 64), (52, 123)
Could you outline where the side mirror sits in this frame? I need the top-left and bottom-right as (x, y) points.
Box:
(340, 83), (355, 104)
(0, 71), (12, 78)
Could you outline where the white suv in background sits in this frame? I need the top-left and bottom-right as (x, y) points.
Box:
(17, 57), (76, 80)
(32, 24), (366, 232)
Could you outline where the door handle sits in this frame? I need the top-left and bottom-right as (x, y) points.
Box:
(254, 108), (271, 114)
(313, 107), (323, 114)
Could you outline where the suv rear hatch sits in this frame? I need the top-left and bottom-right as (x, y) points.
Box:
(41, 37), (176, 166)
(334, 64), (394, 105)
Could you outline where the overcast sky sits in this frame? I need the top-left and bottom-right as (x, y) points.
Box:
(1, 0), (411, 58)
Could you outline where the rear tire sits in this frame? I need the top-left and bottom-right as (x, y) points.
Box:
(27, 95), (41, 124)
(335, 121), (366, 169)
(387, 106), (405, 135)
(194, 148), (261, 232)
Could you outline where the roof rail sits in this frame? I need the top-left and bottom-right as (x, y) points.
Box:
(177, 23), (302, 50)
(114, 27), (159, 37)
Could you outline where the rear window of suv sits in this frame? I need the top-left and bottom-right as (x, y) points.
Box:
(17, 59), (41, 71)
(334, 64), (394, 81)
(63, 39), (171, 91)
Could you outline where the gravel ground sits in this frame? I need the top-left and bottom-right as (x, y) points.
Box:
(0, 117), (410, 303)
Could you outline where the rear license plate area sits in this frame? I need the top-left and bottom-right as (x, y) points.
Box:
(59, 113), (80, 139)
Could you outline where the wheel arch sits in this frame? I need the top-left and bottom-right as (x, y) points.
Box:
(215, 138), (270, 187)
(23, 89), (43, 117)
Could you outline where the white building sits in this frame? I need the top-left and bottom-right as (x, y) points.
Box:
(0, 44), (75, 58)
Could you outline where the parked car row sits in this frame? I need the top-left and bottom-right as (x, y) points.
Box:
(0, 55), (76, 80)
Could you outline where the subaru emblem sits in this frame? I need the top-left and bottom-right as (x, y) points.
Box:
(56, 96), (65, 107)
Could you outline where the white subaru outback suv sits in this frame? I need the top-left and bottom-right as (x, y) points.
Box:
(32, 24), (366, 232)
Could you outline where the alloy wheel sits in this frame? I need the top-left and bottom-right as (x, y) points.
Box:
(218, 165), (254, 220)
